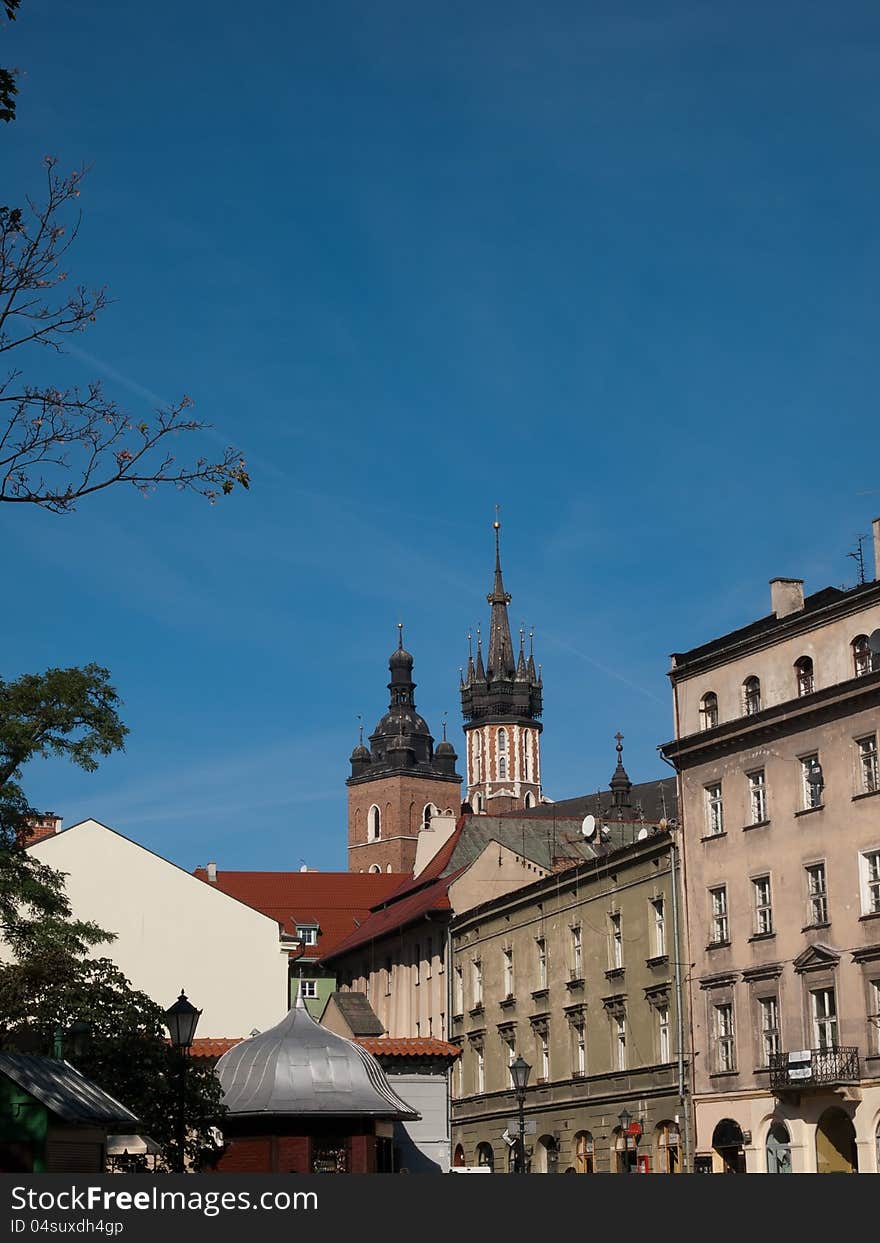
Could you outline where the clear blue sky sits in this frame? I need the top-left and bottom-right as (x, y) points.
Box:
(4, 1), (880, 873)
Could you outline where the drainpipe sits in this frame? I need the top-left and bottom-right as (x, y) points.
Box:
(445, 919), (453, 1173)
(667, 826), (691, 1173)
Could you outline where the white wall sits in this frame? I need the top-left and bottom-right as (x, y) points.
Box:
(25, 820), (289, 1038)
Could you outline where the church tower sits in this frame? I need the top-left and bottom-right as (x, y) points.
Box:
(347, 626), (461, 874)
(460, 520), (543, 813)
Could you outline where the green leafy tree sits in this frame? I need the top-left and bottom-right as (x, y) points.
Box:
(1, 1), (21, 124)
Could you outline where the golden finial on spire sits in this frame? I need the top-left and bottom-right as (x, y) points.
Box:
(397, 621), (404, 649)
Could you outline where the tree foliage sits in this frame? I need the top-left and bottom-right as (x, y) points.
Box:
(1, 1), (21, 125)
(1, 159), (249, 512)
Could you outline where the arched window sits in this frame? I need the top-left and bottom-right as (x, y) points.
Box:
(816, 1108), (857, 1174)
(474, 793), (484, 813)
(368, 864), (381, 874)
(453, 1145), (466, 1168)
(700, 692), (719, 730)
(367, 805), (381, 842)
(498, 728), (507, 752)
(795, 656), (814, 697)
(766, 1121), (791, 1173)
(655, 1121), (681, 1173)
(422, 803), (436, 829)
(574, 1131), (594, 1174)
(499, 755), (507, 779)
(853, 634), (875, 677)
(712, 1118), (746, 1173)
(476, 1142), (494, 1171)
(743, 676), (761, 716)
(524, 791), (535, 809)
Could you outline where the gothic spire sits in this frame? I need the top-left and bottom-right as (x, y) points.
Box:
(486, 514), (515, 679)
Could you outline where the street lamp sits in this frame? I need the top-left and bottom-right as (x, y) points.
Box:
(510, 1055), (531, 1175)
(164, 990), (201, 1174)
(618, 1108), (633, 1174)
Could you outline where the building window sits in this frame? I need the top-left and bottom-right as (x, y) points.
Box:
(700, 691), (719, 730)
(540, 1029), (550, 1080)
(296, 925), (319, 946)
(498, 728), (507, 752)
(795, 656), (814, 697)
(367, 804), (381, 842)
(300, 980), (318, 999)
(472, 958), (483, 1007)
(571, 925), (582, 978)
(499, 755), (507, 779)
(705, 783), (724, 836)
(536, 937), (547, 988)
(857, 734), (879, 794)
(615, 1015), (627, 1071)
(658, 1005), (670, 1063)
(860, 850), (880, 916)
(575, 1131), (595, 1174)
(868, 980), (880, 1056)
(652, 898), (666, 958)
(714, 1002), (736, 1072)
(503, 947), (515, 997)
(573, 1022), (586, 1076)
(743, 676), (762, 716)
(476, 1045), (485, 1093)
(454, 964), (463, 1014)
(806, 862), (828, 925)
(759, 996), (780, 1064)
(811, 987), (837, 1050)
(753, 875), (773, 935)
(504, 1035), (517, 1087)
(710, 886), (729, 945)
(748, 768), (768, 824)
(853, 634), (875, 677)
(801, 754), (823, 810)
(609, 913), (623, 969)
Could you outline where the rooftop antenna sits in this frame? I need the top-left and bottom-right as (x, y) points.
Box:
(849, 534), (868, 586)
(660, 782), (669, 819)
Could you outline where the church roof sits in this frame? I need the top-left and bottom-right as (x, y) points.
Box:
(215, 993), (419, 1120)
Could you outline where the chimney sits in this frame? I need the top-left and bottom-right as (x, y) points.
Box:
(22, 812), (62, 846)
(873, 517), (880, 581)
(206, 861), (217, 883)
(770, 578), (804, 619)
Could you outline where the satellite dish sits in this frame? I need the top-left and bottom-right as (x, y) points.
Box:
(869, 629), (880, 655)
(637, 827), (649, 841)
(581, 814), (596, 839)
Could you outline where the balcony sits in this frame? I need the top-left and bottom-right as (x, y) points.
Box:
(769, 1047), (860, 1092)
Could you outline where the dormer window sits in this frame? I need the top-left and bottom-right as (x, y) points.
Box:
(699, 692), (719, 730)
(795, 656), (814, 697)
(296, 925), (319, 946)
(743, 676), (761, 716)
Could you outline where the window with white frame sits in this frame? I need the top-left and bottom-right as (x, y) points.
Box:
(705, 783), (724, 836)
(296, 925), (319, 946)
(453, 963), (463, 1015)
(710, 886), (729, 944)
(536, 937), (548, 988)
(811, 987), (837, 1050)
(658, 1005), (670, 1063)
(857, 734), (879, 795)
(299, 980), (318, 999)
(538, 1029), (550, 1081)
(759, 996), (780, 1064)
(748, 768), (768, 824)
(714, 1002), (736, 1072)
(801, 754), (823, 810)
(615, 1015), (627, 1071)
(743, 676), (761, 716)
(504, 1034), (517, 1086)
(868, 979), (880, 1056)
(700, 692), (719, 730)
(610, 913), (623, 969)
(367, 804), (381, 841)
(573, 1021), (586, 1076)
(806, 862), (828, 926)
(853, 634), (874, 677)
(652, 898), (666, 958)
(753, 875), (773, 935)
(499, 755), (507, 779)
(571, 925), (582, 978)
(860, 850), (880, 916)
(476, 1045), (485, 1093)
(503, 947), (515, 997)
(472, 958), (483, 1008)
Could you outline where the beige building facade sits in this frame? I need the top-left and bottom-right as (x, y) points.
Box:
(662, 520), (880, 1173)
(449, 826), (690, 1173)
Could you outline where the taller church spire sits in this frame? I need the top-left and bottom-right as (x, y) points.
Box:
(460, 518), (544, 814)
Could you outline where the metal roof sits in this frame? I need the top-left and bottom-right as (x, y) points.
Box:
(0, 1055), (140, 1127)
(215, 993), (419, 1120)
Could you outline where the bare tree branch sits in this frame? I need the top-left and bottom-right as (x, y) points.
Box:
(0, 159), (249, 513)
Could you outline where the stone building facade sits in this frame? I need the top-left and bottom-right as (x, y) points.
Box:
(661, 517), (880, 1173)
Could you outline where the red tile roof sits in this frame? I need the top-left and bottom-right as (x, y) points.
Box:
(191, 869), (406, 956)
(188, 1038), (242, 1059)
(357, 1038), (461, 1059)
(320, 873), (458, 962)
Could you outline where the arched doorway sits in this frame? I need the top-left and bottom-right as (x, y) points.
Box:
(712, 1119), (746, 1173)
(574, 1131), (594, 1173)
(612, 1127), (638, 1173)
(453, 1144), (466, 1168)
(655, 1120), (681, 1173)
(476, 1142), (494, 1172)
(766, 1121), (792, 1173)
(816, 1108), (857, 1174)
(533, 1135), (559, 1173)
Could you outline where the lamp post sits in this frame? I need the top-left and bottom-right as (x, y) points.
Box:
(510, 1055), (531, 1175)
(164, 990), (201, 1174)
(618, 1108), (632, 1174)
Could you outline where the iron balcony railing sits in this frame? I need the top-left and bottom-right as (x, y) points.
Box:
(769, 1046), (860, 1091)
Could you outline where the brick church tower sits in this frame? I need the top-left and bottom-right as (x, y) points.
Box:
(460, 520), (544, 813)
(347, 627), (461, 873)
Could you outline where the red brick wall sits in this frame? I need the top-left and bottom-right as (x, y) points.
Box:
(213, 1132), (377, 1174)
(215, 1137), (273, 1173)
(348, 772), (460, 873)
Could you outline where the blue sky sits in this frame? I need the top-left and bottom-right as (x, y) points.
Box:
(4, 1), (880, 873)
